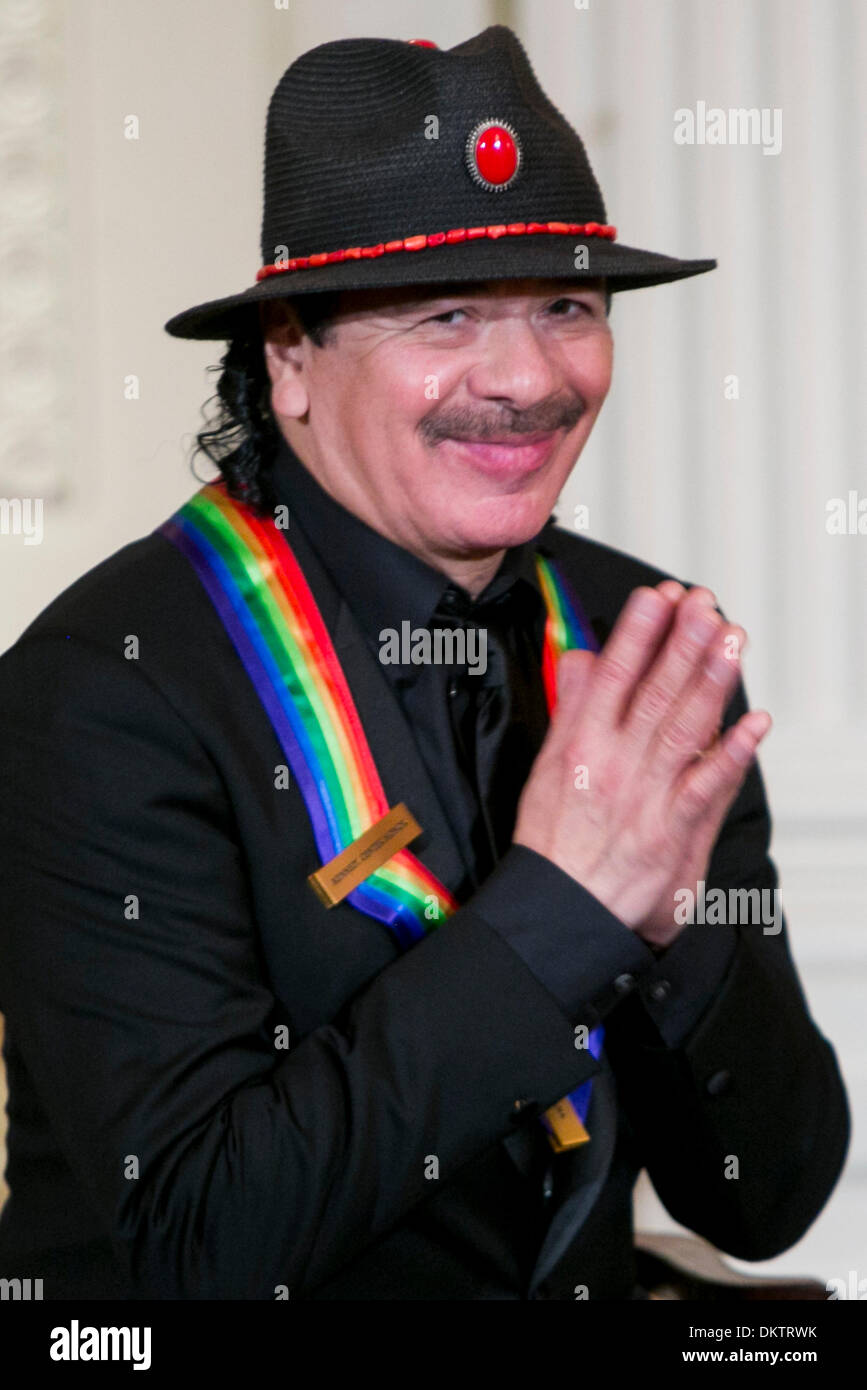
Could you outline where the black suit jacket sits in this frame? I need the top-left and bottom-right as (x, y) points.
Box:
(0, 488), (850, 1300)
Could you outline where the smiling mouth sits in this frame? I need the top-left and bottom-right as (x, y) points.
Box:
(444, 431), (561, 475)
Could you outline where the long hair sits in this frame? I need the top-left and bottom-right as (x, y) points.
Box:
(191, 294), (341, 515)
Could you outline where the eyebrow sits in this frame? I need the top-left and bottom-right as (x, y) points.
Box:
(393, 282), (606, 310)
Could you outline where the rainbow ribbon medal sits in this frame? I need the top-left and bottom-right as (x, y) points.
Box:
(159, 482), (603, 1151)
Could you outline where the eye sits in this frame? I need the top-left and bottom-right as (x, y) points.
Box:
(546, 297), (594, 317)
(424, 307), (469, 326)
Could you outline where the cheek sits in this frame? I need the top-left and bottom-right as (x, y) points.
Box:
(579, 340), (613, 400)
(388, 349), (458, 417)
(311, 356), (388, 443)
(347, 349), (433, 427)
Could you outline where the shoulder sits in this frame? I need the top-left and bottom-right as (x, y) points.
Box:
(538, 518), (697, 640)
(10, 530), (205, 652)
(0, 522), (238, 736)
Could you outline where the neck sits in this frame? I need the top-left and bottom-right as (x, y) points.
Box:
(427, 549), (506, 600)
(280, 430), (509, 600)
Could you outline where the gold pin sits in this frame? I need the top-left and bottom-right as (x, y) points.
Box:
(308, 803), (423, 907)
(543, 1097), (591, 1151)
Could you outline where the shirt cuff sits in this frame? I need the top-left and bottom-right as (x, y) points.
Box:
(469, 843), (657, 1025)
(634, 919), (739, 1047)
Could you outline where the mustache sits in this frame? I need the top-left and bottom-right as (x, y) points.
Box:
(419, 394), (587, 445)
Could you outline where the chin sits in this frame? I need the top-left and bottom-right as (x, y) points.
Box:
(444, 490), (559, 553)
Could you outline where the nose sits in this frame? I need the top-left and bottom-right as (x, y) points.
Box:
(464, 316), (561, 411)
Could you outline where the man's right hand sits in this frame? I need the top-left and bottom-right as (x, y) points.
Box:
(513, 582), (772, 944)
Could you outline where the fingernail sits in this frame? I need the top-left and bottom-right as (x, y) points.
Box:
(690, 588), (717, 608)
(729, 735), (755, 765)
(632, 590), (662, 621)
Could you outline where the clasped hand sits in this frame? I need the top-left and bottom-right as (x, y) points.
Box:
(514, 581), (772, 948)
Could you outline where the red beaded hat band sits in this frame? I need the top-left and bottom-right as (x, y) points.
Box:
(255, 221), (617, 282)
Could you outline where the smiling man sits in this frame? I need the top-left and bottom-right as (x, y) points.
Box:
(0, 26), (848, 1302)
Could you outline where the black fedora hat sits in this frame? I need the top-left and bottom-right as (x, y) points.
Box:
(165, 25), (716, 341)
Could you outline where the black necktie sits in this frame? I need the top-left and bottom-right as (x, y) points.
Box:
(437, 585), (547, 885)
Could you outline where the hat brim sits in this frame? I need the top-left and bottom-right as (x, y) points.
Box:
(164, 237), (716, 341)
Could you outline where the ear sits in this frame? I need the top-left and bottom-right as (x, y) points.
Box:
(260, 300), (309, 418)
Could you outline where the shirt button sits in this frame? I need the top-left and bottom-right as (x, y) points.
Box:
(705, 1069), (732, 1097)
(648, 979), (671, 1002)
(448, 680), (458, 697)
(613, 972), (636, 996)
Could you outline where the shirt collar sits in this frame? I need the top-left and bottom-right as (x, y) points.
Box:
(270, 434), (556, 643)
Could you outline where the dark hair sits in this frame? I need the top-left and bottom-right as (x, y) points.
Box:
(192, 283), (612, 514)
(192, 293), (342, 515)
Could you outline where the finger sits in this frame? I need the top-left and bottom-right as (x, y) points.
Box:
(655, 580), (685, 602)
(659, 583), (717, 610)
(583, 586), (676, 731)
(542, 647), (597, 753)
(682, 624), (748, 754)
(670, 709), (772, 833)
(624, 594), (725, 747)
(553, 646), (596, 713)
(661, 623), (747, 767)
(682, 585), (717, 608)
(649, 623), (747, 772)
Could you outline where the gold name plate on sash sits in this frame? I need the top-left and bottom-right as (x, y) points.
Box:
(545, 1098), (591, 1151)
(309, 803), (423, 908)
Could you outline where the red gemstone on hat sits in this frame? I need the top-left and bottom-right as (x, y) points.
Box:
(408, 39), (438, 48)
(465, 120), (521, 192)
(474, 125), (517, 185)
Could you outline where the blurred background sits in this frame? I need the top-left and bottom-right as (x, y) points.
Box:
(0, 0), (864, 1289)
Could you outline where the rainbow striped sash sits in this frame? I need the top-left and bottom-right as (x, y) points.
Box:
(159, 480), (603, 1150)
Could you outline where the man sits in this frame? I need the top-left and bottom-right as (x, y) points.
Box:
(0, 26), (849, 1300)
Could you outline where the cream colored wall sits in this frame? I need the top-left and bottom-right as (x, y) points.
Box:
(1, 0), (863, 1290)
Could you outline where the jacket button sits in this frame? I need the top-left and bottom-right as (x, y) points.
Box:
(648, 979), (671, 1002)
(705, 1069), (732, 1096)
(613, 972), (636, 996)
(512, 1097), (535, 1116)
